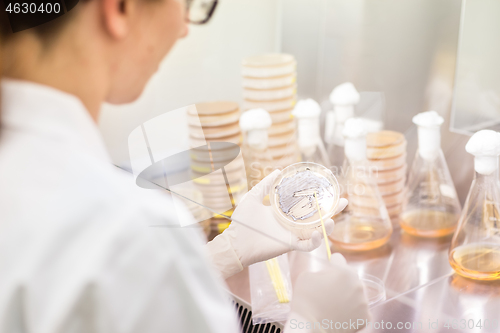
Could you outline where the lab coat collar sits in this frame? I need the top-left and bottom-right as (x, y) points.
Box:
(1, 79), (112, 163)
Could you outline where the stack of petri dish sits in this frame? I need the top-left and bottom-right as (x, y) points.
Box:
(242, 54), (298, 168)
(366, 131), (408, 222)
(189, 101), (248, 236)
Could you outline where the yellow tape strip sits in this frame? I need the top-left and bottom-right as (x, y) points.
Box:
(217, 222), (231, 233)
(314, 192), (331, 260)
(265, 258), (289, 303)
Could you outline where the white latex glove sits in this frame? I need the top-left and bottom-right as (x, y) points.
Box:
(285, 253), (370, 333)
(205, 170), (348, 279)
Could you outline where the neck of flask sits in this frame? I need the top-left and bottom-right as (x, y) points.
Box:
(345, 135), (367, 163)
(324, 110), (336, 145)
(473, 155), (499, 179)
(417, 125), (441, 161)
(333, 105), (355, 146)
(246, 128), (269, 151)
(297, 116), (321, 151)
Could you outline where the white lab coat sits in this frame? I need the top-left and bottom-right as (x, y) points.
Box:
(0, 80), (239, 333)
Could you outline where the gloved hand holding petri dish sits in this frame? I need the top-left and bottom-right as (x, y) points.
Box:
(270, 162), (341, 239)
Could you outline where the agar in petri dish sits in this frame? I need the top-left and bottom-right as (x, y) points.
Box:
(270, 163), (340, 237)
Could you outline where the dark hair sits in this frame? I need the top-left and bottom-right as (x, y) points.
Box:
(0, 0), (77, 44)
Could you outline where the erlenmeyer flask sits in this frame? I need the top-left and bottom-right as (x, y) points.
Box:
(240, 108), (275, 189)
(401, 111), (461, 237)
(325, 82), (360, 176)
(449, 130), (500, 280)
(329, 118), (393, 251)
(293, 99), (331, 167)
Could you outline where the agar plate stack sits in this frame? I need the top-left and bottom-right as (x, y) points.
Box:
(189, 101), (248, 235)
(242, 54), (298, 169)
(366, 131), (408, 222)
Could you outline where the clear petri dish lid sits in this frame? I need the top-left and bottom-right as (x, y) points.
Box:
(359, 273), (386, 306)
(270, 162), (340, 229)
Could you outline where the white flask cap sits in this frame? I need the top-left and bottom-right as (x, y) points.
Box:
(239, 108), (272, 131)
(292, 98), (321, 119)
(240, 108), (272, 149)
(329, 82), (361, 106)
(466, 130), (500, 175)
(412, 111), (444, 161)
(412, 110), (444, 127)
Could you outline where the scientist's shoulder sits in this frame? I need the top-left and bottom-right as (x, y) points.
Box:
(0, 132), (179, 232)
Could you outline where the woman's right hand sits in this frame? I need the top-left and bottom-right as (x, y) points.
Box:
(285, 253), (371, 333)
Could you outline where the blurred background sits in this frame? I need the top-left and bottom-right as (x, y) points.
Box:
(99, 0), (499, 204)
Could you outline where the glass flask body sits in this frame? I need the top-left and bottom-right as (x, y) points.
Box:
(325, 111), (351, 175)
(449, 169), (500, 280)
(326, 143), (345, 177)
(401, 149), (461, 237)
(330, 159), (393, 251)
(299, 141), (331, 168)
(241, 141), (275, 190)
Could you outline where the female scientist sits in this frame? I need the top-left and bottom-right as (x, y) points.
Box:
(0, 0), (369, 332)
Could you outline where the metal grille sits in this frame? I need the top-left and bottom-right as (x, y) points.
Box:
(232, 296), (283, 333)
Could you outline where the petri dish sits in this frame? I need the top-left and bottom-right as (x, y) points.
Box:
(242, 53), (295, 67)
(269, 142), (296, 158)
(242, 54), (296, 78)
(348, 190), (404, 208)
(274, 154), (298, 168)
(190, 133), (242, 147)
(243, 85), (297, 101)
(242, 74), (296, 90)
(243, 97), (296, 112)
(374, 164), (407, 184)
(270, 162), (340, 239)
(195, 101), (239, 115)
(268, 118), (295, 136)
(381, 190), (405, 207)
(190, 155), (245, 174)
(359, 273), (386, 306)
(268, 129), (295, 147)
(367, 130), (405, 148)
(189, 122), (240, 139)
(192, 168), (246, 185)
(268, 108), (294, 124)
(368, 153), (407, 171)
(188, 109), (241, 127)
(190, 143), (241, 163)
(377, 178), (405, 195)
(367, 140), (407, 159)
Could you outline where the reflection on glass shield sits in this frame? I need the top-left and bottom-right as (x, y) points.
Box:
(451, 0), (500, 134)
(128, 105), (248, 226)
